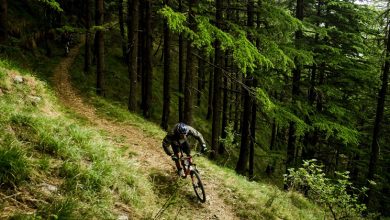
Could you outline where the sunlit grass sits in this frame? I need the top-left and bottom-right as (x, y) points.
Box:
(0, 58), (158, 218)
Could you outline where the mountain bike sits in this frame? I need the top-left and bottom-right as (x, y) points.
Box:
(179, 152), (206, 203)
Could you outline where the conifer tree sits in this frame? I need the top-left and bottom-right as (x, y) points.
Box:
(142, 0), (153, 118)
(84, 0), (92, 73)
(178, 0), (185, 122)
(236, 0), (255, 175)
(206, 58), (213, 120)
(0, 0), (8, 43)
(183, 0), (196, 125)
(161, 0), (171, 130)
(286, 0), (303, 171)
(366, 18), (390, 209)
(128, 0), (139, 111)
(96, 0), (105, 96)
(211, 0), (223, 158)
(118, 0), (127, 61)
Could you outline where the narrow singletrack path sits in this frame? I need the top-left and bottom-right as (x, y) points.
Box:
(52, 44), (238, 220)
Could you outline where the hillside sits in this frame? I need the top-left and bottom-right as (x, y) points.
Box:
(0, 42), (327, 219)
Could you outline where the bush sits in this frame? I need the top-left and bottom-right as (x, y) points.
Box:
(285, 160), (367, 220)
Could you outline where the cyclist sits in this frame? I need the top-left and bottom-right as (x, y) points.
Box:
(162, 122), (207, 177)
(62, 31), (72, 56)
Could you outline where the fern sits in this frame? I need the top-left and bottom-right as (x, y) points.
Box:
(312, 116), (359, 145)
(36, 0), (63, 12)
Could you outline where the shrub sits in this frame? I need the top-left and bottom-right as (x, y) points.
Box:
(285, 160), (367, 220)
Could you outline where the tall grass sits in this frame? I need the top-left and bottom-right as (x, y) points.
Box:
(0, 139), (30, 187)
(0, 58), (158, 218)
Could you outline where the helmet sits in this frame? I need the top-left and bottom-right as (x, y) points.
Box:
(175, 123), (188, 135)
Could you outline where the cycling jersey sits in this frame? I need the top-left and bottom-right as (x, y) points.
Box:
(162, 123), (206, 156)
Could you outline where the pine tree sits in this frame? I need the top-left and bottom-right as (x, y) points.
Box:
(118, 0), (127, 62)
(0, 0), (8, 42)
(161, 0), (171, 130)
(142, 0), (153, 118)
(96, 0), (105, 96)
(366, 18), (390, 209)
(183, 0), (196, 125)
(128, 0), (139, 111)
(84, 0), (92, 73)
(211, 0), (223, 159)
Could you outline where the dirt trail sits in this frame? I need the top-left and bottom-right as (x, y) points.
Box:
(52, 44), (238, 219)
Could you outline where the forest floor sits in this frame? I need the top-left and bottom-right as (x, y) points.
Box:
(52, 43), (238, 219)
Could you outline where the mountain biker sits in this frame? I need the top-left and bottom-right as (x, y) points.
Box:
(162, 122), (207, 177)
(62, 31), (72, 56)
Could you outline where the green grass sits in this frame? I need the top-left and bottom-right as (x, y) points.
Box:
(0, 58), (158, 218)
(0, 141), (30, 187)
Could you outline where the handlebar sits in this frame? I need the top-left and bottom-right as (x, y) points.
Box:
(180, 152), (203, 160)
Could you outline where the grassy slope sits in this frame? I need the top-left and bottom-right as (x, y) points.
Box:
(0, 59), (158, 219)
(0, 58), (328, 219)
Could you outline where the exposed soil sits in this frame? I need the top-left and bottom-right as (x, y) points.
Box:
(52, 43), (239, 219)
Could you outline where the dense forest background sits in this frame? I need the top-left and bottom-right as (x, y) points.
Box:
(1, 0), (390, 217)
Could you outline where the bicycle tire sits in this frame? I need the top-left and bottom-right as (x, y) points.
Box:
(191, 170), (206, 203)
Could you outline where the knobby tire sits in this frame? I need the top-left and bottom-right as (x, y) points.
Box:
(191, 170), (206, 203)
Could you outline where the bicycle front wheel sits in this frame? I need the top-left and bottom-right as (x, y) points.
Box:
(191, 170), (206, 203)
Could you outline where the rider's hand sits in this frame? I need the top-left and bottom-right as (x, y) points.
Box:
(201, 144), (207, 153)
(171, 154), (178, 161)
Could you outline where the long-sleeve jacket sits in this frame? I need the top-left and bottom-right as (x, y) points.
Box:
(162, 123), (206, 156)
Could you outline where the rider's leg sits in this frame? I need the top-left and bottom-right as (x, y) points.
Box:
(182, 141), (191, 156)
(171, 144), (182, 170)
(182, 141), (193, 163)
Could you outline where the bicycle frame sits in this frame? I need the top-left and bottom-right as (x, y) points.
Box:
(178, 152), (206, 203)
(180, 155), (196, 177)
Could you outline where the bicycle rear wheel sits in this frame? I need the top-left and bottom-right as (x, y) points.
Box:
(191, 170), (206, 203)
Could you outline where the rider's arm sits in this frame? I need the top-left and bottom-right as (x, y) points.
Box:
(162, 134), (174, 156)
(187, 126), (206, 147)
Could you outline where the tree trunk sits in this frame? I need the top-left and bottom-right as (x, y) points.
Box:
(118, 0), (127, 62)
(303, 1), (321, 161)
(96, 0), (105, 96)
(317, 63), (325, 112)
(211, 0), (223, 159)
(43, 7), (52, 57)
(249, 79), (257, 180)
(84, 0), (92, 73)
(234, 71), (241, 131)
(206, 56), (214, 120)
(197, 49), (205, 106)
(236, 0), (254, 175)
(142, 0), (152, 118)
(220, 52), (229, 155)
(236, 78), (252, 175)
(286, 0), (303, 171)
(183, 0), (196, 125)
(0, 0), (7, 42)
(128, 0), (139, 111)
(161, 0), (171, 130)
(365, 24), (390, 208)
(139, 0), (145, 110)
(270, 118), (277, 151)
(178, 0), (185, 122)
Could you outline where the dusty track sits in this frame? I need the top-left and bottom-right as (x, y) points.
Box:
(52, 43), (238, 220)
